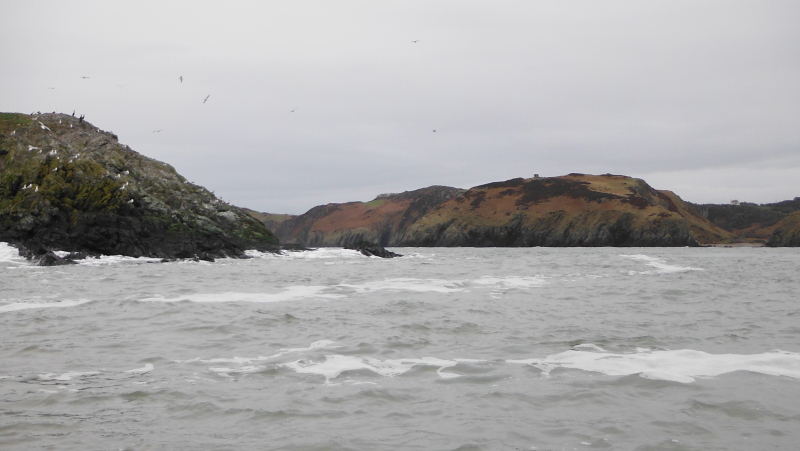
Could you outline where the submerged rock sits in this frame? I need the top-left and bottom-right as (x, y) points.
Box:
(345, 240), (402, 258)
(0, 112), (280, 260)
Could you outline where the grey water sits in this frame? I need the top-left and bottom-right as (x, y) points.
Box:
(1, 245), (799, 450)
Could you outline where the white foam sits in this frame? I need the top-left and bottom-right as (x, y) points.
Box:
(472, 276), (548, 288)
(281, 355), (463, 383)
(246, 248), (365, 259)
(620, 254), (703, 274)
(38, 371), (100, 381)
(179, 340), (338, 365)
(0, 299), (92, 313)
(573, 343), (607, 352)
(139, 287), (343, 305)
(126, 363), (154, 374)
(508, 348), (800, 383)
(209, 365), (263, 374)
(339, 278), (465, 293)
(0, 242), (25, 265)
(75, 255), (162, 266)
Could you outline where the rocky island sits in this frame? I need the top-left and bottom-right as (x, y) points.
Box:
(0, 112), (279, 263)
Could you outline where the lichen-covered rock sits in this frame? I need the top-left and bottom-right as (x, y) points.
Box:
(766, 212), (800, 247)
(0, 112), (279, 259)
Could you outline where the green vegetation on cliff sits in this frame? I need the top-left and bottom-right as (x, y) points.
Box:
(0, 112), (278, 259)
(766, 212), (800, 247)
(689, 198), (800, 243)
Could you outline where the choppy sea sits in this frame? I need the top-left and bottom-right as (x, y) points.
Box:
(1, 243), (799, 450)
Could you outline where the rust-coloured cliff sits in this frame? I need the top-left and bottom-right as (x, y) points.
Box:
(264, 174), (731, 247)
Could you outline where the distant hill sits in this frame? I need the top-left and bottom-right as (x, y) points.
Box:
(252, 174), (732, 247)
(271, 185), (464, 247)
(0, 112), (279, 260)
(692, 198), (800, 242)
(240, 208), (295, 233)
(766, 211), (800, 247)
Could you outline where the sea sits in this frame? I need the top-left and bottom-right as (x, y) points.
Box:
(1, 243), (799, 451)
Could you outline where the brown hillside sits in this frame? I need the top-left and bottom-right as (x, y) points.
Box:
(766, 211), (800, 247)
(273, 186), (464, 246)
(401, 174), (730, 247)
(268, 174), (730, 247)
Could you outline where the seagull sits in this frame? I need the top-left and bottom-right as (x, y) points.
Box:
(179, 76), (183, 83)
(289, 108), (299, 113)
(81, 76), (90, 79)
(412, 40), (420, 43)
(203, 95), (210, 104)
(433, 129), (436, 132)
(153, 130), (162, 133)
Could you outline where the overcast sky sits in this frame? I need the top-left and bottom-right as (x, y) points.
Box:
(2, 1), (799, 214)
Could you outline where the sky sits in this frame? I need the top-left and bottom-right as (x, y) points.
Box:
(2, 1), (799, 214)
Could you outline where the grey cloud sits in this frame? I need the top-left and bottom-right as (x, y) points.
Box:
(1, 1), (798, 213)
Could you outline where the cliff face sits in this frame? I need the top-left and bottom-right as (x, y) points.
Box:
(270, 174), (731, 247)
(273, 186), (464, 246)
(766, 212), (800, 247)
(0, 112), (278, 259)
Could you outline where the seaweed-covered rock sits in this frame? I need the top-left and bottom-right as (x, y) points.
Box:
(0, 112), (279, 259)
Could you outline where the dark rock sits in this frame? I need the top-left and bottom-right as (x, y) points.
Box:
(36, 251), (76, 266)
(345, 240), (402, 258)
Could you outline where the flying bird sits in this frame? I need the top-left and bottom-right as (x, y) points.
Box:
(289, 108), (299, 113)
(179, 76), (183, 83)
(433, 129), (436, 132)
(153, 130), (162, 133)
(412, 40), (420, 43)
(203, 95), (210, 104)
(81, 76), (90, 79)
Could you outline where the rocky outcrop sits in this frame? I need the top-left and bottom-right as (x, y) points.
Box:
(0, 112), (279, 259)
(344, 240), (402, 258)
(766, 212), (800, 247)
(269, 174), (731, 247)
